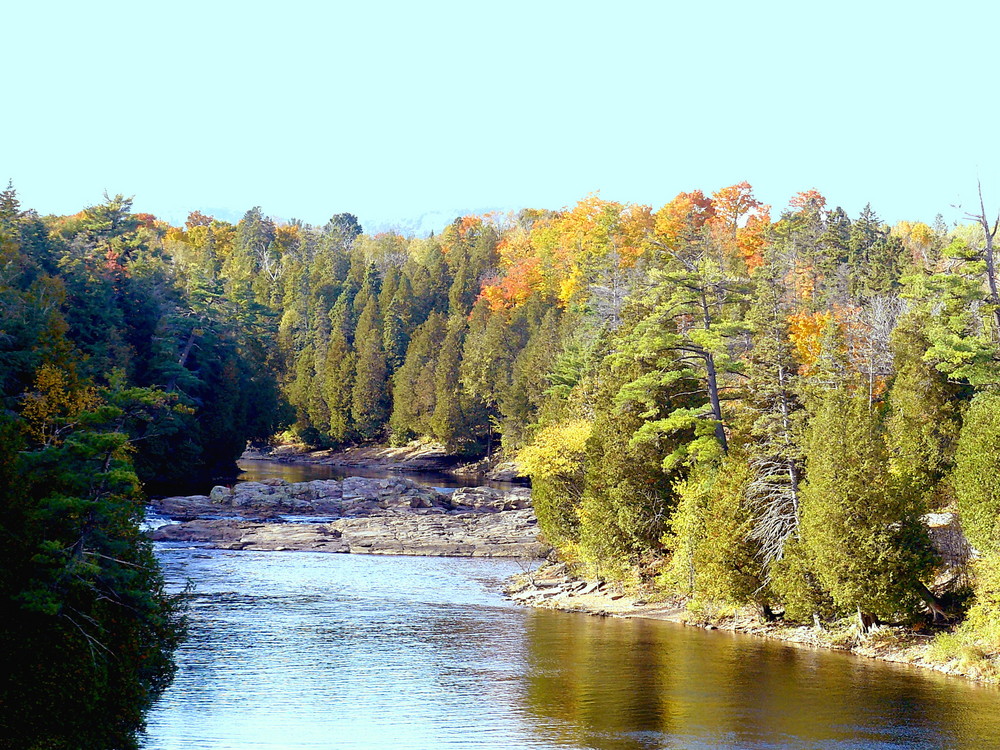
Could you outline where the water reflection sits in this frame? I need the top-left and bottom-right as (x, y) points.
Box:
(144, 548), (1000, 750)
(236, 458), (521, 490)
(520, 610), (1000, 749)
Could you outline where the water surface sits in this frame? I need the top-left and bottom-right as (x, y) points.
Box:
(235, 457), (522, 491)
(143, 548), (1000, 749)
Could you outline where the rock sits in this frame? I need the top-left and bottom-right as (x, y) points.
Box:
(150, 519), (254, 544)
(210, 485), (233, 503)
(485, 461), (526, 482)
(449, 486), (532, 511)
(154, 494), (215, 517)
(532, 578), (566, 588)
(148, 475), (546, 558)
(150, 506), (548, 558)
(340, 476), (445, 510)
(923, 510), (976, 585)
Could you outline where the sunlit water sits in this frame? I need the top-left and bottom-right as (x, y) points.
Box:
(144, 461), (1000, 749)
(142, 547), (1000, 750)
(235, 457), (519, 491)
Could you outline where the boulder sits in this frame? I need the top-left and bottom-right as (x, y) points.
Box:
(341, 476), (446, 511)
(449, 486), (532, 511)
(210, 485), (233, 503)
(924, 511), (976, 585)
(486, 461), (526, 482)
(148, 475), (547, 558)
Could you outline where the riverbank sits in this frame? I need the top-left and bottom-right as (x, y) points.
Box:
(244, 439), (526, 482)
(505, 562), (999, 686)
(149, 475), (549, 558)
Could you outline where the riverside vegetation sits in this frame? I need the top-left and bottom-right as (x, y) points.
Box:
(3, 182), (1000, 745)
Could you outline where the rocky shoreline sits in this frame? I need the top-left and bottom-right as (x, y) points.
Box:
(148, 475), (549, 558)
(505, 561), (996, 685)
(152, 453), (990, 684)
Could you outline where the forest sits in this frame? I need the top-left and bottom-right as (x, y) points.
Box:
(2, 180), (1000, 745)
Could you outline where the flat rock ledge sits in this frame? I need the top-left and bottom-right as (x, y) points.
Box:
(149, 476), (548, 558)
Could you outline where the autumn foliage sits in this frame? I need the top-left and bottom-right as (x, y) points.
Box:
(480, 184), (772, 310)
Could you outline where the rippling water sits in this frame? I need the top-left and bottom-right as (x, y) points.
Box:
(142, 546), (1000, 750)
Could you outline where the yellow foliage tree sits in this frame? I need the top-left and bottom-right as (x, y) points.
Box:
(20, 364), (101, 446)
(517, 419), (592, 548)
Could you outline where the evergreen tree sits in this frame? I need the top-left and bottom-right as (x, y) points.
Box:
(953, 391), (1000, 555)
(793, 388), (937, 626)
(323, 300), (356, 444)
(849, 204), (906, 297)
(382, 274), (415, 375)
(389, 312), (447, 442)
(0, 379), (184, 749)
(885, 313), (961, 504)
(350, 297), (389, 441)
(430, 314), (470, 452)
(664, 453), (766, 612)
(742, 254), (805, 573)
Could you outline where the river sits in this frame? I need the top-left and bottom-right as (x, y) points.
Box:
(141, 461), (1000, 749)
(233, 457), (520, 490)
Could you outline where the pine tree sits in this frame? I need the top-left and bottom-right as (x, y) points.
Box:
(430, 314), (469, 452)
(572, 345), (685, 582)
(350, 297), (388, 441)
(849, 204), (905, 297)
(322, 300), (356, 444)
(382, 274), (415, 375)
(936, 382), (1000, 648)
(389, 312), (447, 442)
(742, 254), (805, 575)
(664, 453), (765, 611)
(1, 382), (184, 749)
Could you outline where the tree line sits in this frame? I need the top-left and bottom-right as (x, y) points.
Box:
(153, 183), (1000, 652)
(0, 187), (284, 747)
(3, 179), (1000, 743)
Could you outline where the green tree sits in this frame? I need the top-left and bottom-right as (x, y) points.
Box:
(382, 274), (415, 374)
(350, 296), (389, 441)
(322, 299), (356, 444)
(849, 204), (906, 297)
(0, 379), (184, 749)
(430, 314), (473, 452)
(953, 391), (1000, 555)
(885, 313), (961, 504)
(663, 453), (766, 613)
(742, 253), (805, 575)
(518, 419), (591, 551)
(389, 312), (447, 442)
(793, 388), (937, 627)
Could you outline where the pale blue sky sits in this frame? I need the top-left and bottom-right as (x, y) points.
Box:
(4, 1), (997, 233)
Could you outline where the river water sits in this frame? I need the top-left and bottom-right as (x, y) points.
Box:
(233, 457), (519, 490)
(142, 461), (1000, 749)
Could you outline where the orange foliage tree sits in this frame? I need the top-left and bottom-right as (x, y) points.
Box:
(479, 194), (652, 310)
(787, 310), (833, 374)
(707, 182), (770, 272)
